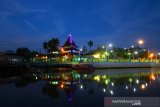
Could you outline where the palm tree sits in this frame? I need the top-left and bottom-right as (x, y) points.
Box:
(88, 40), (93, 55)
(48, 38), (60, 53)
(42, 38), (60, 54)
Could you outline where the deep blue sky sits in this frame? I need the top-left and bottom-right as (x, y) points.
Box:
(0, 0), (160, 51)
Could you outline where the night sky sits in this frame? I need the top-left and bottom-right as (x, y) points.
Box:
(0, 0), (160, 52)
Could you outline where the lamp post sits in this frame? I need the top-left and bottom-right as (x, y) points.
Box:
(137, 39), (144, 62)
(134, 51), (138, 61)
(105, 43), (113, 62)
(109, 44), (113, 48)
(138, 39), (144, 45)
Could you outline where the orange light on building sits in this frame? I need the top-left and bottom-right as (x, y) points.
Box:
(60, 84), (64, 88)
(149, 53), (154, 58)
(42, 56), (48, 59)
(150, 73), (156, 80)
(61, 48), (64, 52)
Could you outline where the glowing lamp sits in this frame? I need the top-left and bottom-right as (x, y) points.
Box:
(61, 48), (64, 52)
(111, 82), (114, 86)
(134, 51), (138, 55)
(103, 88), (106, 92)
(136, 79), (139, 84)
(138, 39), (144, 45)
(133, 88), (136, 92)
(109, 44), (112, 47)
(60, 84), (64, 88)
(141, 84), (146, 90)
(149, 53), (154, 58)
(80, 48), (83, 51)
(110, 90), (114, 95)
(126, 86), (128, 90)
(129, 78), (132, 82)
(80, 85), (83, 89)
(150, 74), (156, 80)
(94, 75), (100, 82)
(105, 79), (109, 85)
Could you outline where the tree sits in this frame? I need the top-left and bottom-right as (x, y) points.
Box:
(112, 47), (127, 59)
(48, 38), (60, 51)
(88, 40), (93, 55)
(128, 46), (142, 59)
(42, 38), (60, 53)
(16, 47), (31, 60)
(30, 51), (39, 58)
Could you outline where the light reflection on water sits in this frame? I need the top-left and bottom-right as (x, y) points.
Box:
(0, 68), (160, 107)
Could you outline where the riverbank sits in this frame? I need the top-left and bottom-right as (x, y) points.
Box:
(1, 62), (160, 70)
(91, 62), (160, 69)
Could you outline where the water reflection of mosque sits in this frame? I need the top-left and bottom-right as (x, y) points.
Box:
(41, 71), (81, 101)
(32, 70), (160, 100)
(0, 70), (159, 101)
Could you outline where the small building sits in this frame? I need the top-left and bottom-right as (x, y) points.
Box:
(0, 52), (23, 64)
(60, 35), (81, 61)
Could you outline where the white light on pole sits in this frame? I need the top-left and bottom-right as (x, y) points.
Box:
(138, 39), (144, 45)
(109, 44), (112, 47)
(134, 51), (138, 55)
(80, 48), (83, 52)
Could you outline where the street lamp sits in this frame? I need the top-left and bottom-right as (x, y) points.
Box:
(105, 43), (113, 61)
(108, 44), (113, 47)
(80, 48), (83, 52)
(133, 51), (138, 60)
(137, 39), (145, 61)
(138, 39), (144, 45)
(134, 51), (138, 55)
(131, 45), (134, 48)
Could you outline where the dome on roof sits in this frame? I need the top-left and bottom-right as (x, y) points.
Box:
(63, 34), (77, 47)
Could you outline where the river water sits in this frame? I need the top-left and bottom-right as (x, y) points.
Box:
(0, 68), (160, 107)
